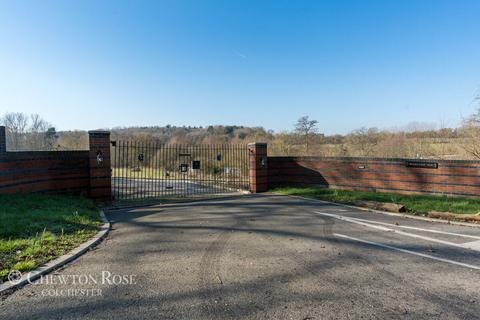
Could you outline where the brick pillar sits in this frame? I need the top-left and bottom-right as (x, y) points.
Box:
(248, 142), (268, 193)
(0, 126), (6, 153)
(88, 131), (111, 200)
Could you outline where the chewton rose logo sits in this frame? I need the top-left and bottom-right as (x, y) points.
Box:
(8, 270), (22, 284)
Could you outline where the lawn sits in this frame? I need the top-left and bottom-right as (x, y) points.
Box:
(272, 187), (480, 215)
(0, 194), (101, 283)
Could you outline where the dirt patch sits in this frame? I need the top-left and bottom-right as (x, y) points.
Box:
(427, 211), (480, 223)
(352, 200), (406, 213)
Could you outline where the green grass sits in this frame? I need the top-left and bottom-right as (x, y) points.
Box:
(111, 167), (243, 180)
(0, 194), (101, 283)
(272, 187), (480, 215)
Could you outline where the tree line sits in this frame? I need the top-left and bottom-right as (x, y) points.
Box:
(2, 111), (480, 160)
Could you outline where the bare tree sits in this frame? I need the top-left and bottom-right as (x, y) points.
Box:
(27, 114), (52, 150)
(460, 108), (480, 159)
(270, 131), (295, 155)
(1, 112), (28, 150)
(294, 116), (318, 154)
(346, 127), (380, 157)
(459, 91), (480, 159)
(0, 112), (56, 150)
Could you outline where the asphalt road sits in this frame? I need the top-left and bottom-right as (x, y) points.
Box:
(1, 194), (480, 319)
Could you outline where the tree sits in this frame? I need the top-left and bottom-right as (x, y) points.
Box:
(45, 127), (57, 149)
(0, 112), (55, 150)
(27, 114), (52, 150)
(294, 116), (318, 154)
(346, 127), (380, 157)
(224, 126), (235, 136)
(271, 131), (295, 155)
(457, 95), (479, 159)
(461, 108), (480, 159)
(1, 112), (28, 150)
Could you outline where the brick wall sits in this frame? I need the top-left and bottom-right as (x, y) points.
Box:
(268, 156), (480, 197)
(0, 126), (112, 200)
(0, 151), (90, 195)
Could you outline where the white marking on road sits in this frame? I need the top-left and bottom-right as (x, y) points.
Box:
(316, 211), (480, 252)
(461, 240), (480, 251)
(334, 233), (480, 270)
(345, 216), (480, 240)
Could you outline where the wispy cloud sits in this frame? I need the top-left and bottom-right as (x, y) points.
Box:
(233, 50), (247, 59)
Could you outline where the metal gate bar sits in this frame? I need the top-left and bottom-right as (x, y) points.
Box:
(111, 142), (249, 200)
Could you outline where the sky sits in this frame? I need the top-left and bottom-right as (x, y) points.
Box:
(0, 0), (479, 134)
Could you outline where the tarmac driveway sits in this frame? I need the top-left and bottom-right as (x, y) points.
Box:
(1, 194), (480, 319)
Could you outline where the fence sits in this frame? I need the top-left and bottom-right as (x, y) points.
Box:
(111, 141), (249, 200)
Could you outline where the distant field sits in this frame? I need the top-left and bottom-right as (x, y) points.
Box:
(111, 167), (245, 180)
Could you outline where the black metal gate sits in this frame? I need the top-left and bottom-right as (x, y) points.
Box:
(110, 142), (249, 200)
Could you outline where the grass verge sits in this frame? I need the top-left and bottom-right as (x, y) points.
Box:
(271, 187), (480, 215)
(0, 194), (101, 283)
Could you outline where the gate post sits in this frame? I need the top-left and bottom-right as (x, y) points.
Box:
(88, 130), (112, 200)
(0, 126), (6, 153)
(248, 142), (268, 193)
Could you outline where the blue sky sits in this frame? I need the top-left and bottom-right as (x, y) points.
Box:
(0, 0), (479, 134)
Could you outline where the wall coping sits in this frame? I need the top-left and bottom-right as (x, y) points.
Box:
(88, 130), (110, 136)
(247, 142), (267, 147)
